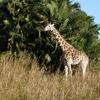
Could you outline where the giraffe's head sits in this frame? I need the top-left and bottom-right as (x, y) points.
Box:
(44, 23), (54, 31)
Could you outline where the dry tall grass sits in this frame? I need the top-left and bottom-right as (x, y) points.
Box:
(0, 53), (100, 100)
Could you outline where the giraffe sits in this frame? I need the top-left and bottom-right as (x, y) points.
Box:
(44, 23), (89, 78)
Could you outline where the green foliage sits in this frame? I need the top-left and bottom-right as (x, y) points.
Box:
(0, 0), (100, 70)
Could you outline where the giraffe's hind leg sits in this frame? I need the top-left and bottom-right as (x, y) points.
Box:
(80, 54), (89, 77)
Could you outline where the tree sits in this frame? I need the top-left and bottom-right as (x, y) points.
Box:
(0, 0), (100, 70)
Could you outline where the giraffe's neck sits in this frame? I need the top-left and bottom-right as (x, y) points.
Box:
(51, 27), (73, 51)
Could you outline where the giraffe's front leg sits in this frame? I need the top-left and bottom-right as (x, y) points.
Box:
(65, 64), (72, 78)
(64, 57), (72, 78)
(65, 65), (68, 78)
(64, 59), (69, 78)
(67, 63), (72, 77)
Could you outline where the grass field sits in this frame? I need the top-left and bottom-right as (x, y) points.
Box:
(0, 54), (100, 100)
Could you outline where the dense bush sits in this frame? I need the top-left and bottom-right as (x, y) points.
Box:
(0, 0), (100, 70)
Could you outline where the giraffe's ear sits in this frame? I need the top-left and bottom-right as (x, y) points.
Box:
(52, 24), (54, 26)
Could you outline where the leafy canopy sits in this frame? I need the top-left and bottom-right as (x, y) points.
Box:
(0, 0), (100, 70)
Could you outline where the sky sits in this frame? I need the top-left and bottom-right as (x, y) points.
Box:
(72, 0), (100, 38)
(73, 0), (100, 24)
